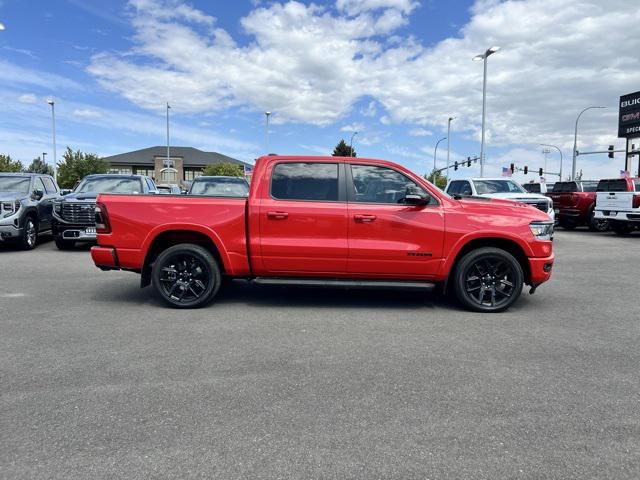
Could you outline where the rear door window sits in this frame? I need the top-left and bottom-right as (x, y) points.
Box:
(271, 162), (339, 201)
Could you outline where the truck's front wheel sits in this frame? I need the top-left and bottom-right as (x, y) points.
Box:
(151, 243), (221, 308)
(453, 247), (524, 313)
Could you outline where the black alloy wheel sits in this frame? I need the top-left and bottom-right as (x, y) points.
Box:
(454, 247), (524, 313)
(587, 210), (609, 232)
(19, 217), (37, 250)
(151, 243), (220, 308)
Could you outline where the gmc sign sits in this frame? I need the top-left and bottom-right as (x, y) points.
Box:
(619, 90), (640, 137)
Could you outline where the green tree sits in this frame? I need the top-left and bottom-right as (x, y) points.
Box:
(332, 139), (356, 157)
(425, 168), (449, 190)
(0, 154), (24, 173)
(202, 162), (244, 177)
(26, 157), (54, 176)
(57, 147), (109, 189)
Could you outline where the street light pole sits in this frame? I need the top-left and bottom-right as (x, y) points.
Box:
(473, 46), (500, 178)
(433, 136), (447, 182)
(446, 117), (455, 173)
(540, 144), (563, 180)
(166, 102), (171, 171)
(571, 106), (605, 180)
(349, 131), (358, 157)
(265, 111), (271, 154)
(47, 100), (57, 181)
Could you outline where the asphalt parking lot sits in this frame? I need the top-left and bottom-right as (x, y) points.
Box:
(1, 230), (639, 479)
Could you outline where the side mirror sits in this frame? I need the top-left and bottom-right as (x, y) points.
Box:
(404, 187), (429, 205)
(32, 189), (44, 200)
(60, 189), (72, 196)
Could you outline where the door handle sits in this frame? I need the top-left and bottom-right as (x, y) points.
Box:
(267, 211), (289, 219)
(354, 214), (376, 223)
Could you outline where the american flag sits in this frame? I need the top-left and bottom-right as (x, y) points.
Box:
(501, 167), (512, 177)
(244, 164), (254, 177)
(620, 170), (630, 178)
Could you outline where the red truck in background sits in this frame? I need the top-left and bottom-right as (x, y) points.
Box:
(91, 156), (554, 313)
(546, 180), (609, 231)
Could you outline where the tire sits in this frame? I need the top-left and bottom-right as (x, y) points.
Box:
(587, 209), (609, 232)
(151, 243), (221, 308)
(558, 218), (577, 230)
(453, 247), (524, 313)
(55, 237), (76, 250)
(18, 216), (38, 250)
(611, 221), (634, 236)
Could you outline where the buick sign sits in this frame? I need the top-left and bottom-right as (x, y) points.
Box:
(618, 90), (640, 138)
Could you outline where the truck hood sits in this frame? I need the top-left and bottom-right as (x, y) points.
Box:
(457, 196), (551, 221)
(0, 191), (27, 202)
(60, 192), (99, 202)
(478, 192), (548, 202)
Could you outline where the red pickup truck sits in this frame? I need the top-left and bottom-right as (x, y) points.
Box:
(91, 156), (554, 312)
(546, 180), (609, 231)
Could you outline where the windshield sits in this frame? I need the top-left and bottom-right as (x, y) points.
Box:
(76, 177), (142, 194)
(0, 176), (30, 194)
(189, 178), (249, 197)
(474, 179), (525, 194)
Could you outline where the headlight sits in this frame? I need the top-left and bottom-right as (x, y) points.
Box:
(530, 221), (554, 240)
(2, 200), (20, 218)
(53, 200), (62, 214)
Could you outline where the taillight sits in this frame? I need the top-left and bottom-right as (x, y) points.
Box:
(95, 202), (111, 234)
(633, 194), (640, 209)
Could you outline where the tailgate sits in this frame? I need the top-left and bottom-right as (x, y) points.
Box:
(596, 192), (633, 210)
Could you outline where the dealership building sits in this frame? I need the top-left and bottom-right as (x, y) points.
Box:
(102, 146), (251, 186)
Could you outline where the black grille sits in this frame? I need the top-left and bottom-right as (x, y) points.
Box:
(521, 200), (549, 212)
(61, 202), (95, 225)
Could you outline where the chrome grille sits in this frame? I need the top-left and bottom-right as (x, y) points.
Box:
(61, 202), (95, 224)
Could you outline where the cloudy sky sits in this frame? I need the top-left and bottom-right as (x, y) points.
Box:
(0, 0), (638, 181)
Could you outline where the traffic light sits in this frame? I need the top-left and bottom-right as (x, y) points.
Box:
(524, 166), (528, 175)
(538, 168), (543, 176)
(454, 161), (459, 171)
(467, 157), (472, 167)
(510, 163), (515, 173)
(608, 145), (614, 158)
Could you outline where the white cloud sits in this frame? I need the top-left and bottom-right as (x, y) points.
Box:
(18, 93), (38, 104)
(408, 128), (432, 137)
(0, 59), (83, 90)
(361, 100), (377, 117)
(72, 108), (103, 119)
(87, 0), (640, 162)
(340, 122), (364, 132)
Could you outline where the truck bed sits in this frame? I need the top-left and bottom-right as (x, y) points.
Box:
(95, 194), (250, 274)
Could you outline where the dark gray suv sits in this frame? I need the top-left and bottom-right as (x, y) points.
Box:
(0, 173), (60, 249)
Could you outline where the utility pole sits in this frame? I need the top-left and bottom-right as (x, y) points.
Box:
(571, 106), (605, 180)
(349, 131), (358, 157)
(473, 46), (500, 177)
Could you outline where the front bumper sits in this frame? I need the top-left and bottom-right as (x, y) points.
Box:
(528, 254), (554, 285)
(0, 222), (22, 242)
(53, 220), (97, 242)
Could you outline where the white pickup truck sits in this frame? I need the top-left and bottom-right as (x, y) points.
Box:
(594, 177), (640, 235)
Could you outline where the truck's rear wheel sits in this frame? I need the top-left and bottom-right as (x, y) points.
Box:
(587, 210), (609, 232)
(151, 243), (221, 308)
(453, 247), (523, 313)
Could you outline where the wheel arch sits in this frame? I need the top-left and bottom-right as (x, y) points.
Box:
(140, 227), (228, 288)
(444, 236), (532, 289)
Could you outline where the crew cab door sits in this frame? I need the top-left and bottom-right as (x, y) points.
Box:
(346, 163), (444, 278)
(258, 160), (348, 274)
(34, 177), (55, 231)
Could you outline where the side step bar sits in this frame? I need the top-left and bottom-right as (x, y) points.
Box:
(252, 277), (436, 291)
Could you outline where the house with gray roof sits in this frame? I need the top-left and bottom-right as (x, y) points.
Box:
(103, 146), (250, 187)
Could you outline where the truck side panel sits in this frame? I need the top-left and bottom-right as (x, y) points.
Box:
(96, 194), (250, 275)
